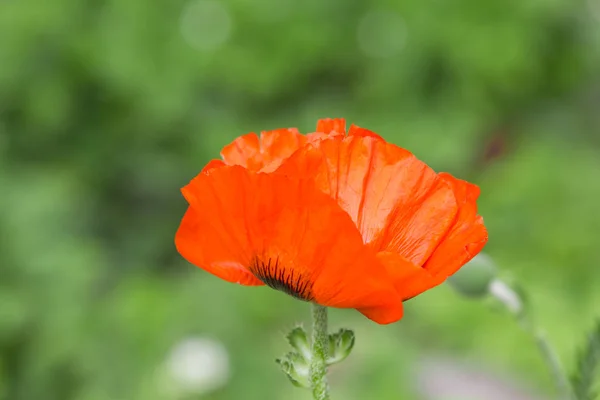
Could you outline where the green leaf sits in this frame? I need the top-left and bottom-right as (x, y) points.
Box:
(276, 354), (309, 389)
(571, 319), (600, 400)
(326, 328), (355, 366)
(286, 326), (311, 362)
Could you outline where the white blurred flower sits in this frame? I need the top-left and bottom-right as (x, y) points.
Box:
(163, 337), (230, 396)
(357, 9), (407, 59)
(417, 356), (547, 400)
(180, 0), (232, 51)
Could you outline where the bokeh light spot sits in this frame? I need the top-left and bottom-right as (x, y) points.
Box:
(588, 0), (600, 21)
(165, 337), (230, 395)
(357, 9), (407, 59)
(180, 0), (232, 51)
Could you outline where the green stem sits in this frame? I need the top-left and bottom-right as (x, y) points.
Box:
(517, 312), (573, 400)
(531, 329), (574, 400)
(490, 280), (574, 400)
(309, 304), (330, 400)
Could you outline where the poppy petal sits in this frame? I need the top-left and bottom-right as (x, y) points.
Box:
(202, 159), (226, 173)
(257, 128), (305, 172)
(279, 135), (458, 265)
(347, 124), (383, 140)
(371, 171), (458, 266)
(178, 165), (402, 323)
(357, 301), (404, 325)
(220, 128), (304, 172)
(175, 207), (263, 285)
(376, 251), (440, 300)
(220, 132), (261, 170)
(306, 131), (345, 143)
(316, 118), (346, 135)
(422, 173), (488, 277)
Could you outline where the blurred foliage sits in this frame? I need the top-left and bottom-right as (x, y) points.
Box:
(571, 319), (600, 400)
(1, 0), (600, 399)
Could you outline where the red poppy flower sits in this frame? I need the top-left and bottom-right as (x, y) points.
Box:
(175, 119), (487, 324)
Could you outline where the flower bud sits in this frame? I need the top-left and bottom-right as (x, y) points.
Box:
(327, 328), (355, 365)
(447, 253), (497, 298)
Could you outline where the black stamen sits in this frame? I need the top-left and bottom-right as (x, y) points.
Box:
(249, 256), (314, 301)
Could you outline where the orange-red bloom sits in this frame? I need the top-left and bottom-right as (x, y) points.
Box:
(176, 119), (488, 324)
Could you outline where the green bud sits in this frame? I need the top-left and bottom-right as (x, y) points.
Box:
(327, 328), (355, 365)
(447, 253), (497, 298)
(286, 326), (311, 362)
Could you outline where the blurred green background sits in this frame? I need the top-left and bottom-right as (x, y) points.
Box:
(1, 0), (600, 399)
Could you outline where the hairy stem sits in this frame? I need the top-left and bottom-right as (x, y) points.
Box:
(532, 329), (574, 400)
(490, 279), (574, 399)
(309, 304), (330, 400)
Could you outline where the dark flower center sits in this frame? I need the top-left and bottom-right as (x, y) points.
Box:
(249, 256), (314, 301)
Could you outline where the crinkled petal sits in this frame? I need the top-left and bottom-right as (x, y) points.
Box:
(176, 165), (403, 324)
(375, 251), (440, 300)
(316, 118), (346, 135)
(220, 128), (304, 172)
(347, 124), (383, 140)
(422, 173), (488, 277)
(278, 134), (458, 266)
(202, 159), (226, 173)
(176, 207), (263, 285)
